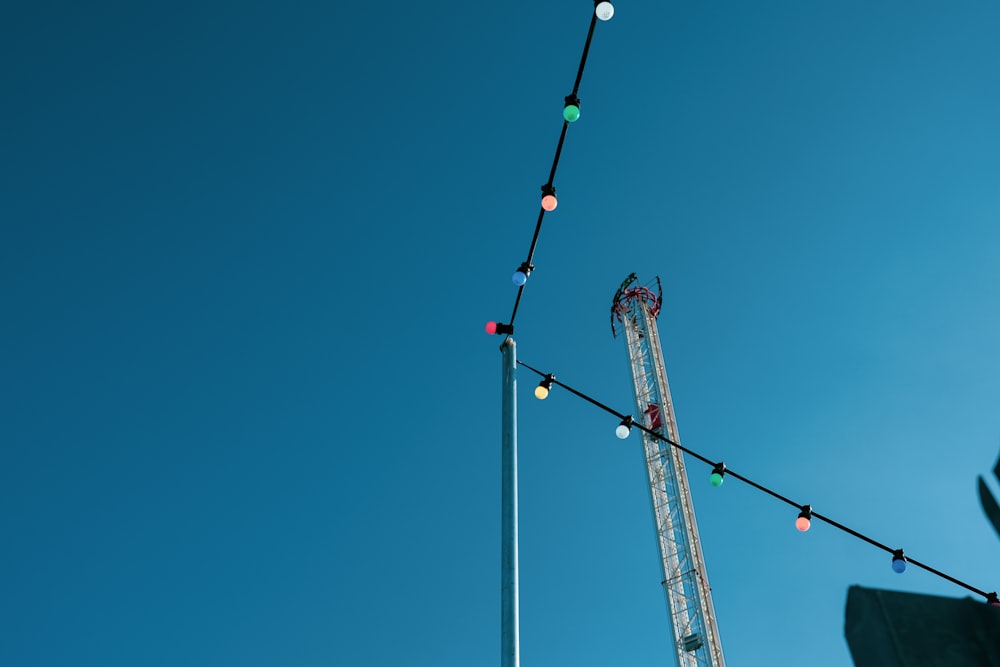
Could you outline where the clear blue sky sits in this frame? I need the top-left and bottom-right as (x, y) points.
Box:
(3, 2), (1000, 665)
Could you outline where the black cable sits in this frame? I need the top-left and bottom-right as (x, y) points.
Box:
(515, 359), (997, 602)
(509, 209), (545, 324)
(572, 14), (599, 95)
(547, 120), (571, 191)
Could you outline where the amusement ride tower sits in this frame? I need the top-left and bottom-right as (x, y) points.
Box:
(611, 274), (725, 667)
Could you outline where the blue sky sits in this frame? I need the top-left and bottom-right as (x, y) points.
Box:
(3, 1), (1000, 665)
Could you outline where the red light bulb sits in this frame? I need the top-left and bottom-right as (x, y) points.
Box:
(796, 505), (812, 532)
(540, 184), (558, 212)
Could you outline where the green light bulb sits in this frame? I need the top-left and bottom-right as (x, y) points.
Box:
(563, 95), (581, 123)
(709, 472), (724, 487)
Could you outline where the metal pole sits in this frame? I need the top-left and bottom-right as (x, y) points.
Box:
(501, 337), (519, 667)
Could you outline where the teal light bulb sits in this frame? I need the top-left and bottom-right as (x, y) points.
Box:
(709, 472), (724, 487)
(563, 95), (581, 123)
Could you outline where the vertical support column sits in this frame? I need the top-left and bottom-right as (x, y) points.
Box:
(501, 338), (519, 667)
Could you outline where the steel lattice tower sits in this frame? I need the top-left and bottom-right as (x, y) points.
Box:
(611, 274), (725, 667)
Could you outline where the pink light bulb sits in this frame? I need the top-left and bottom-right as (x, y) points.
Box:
(485, 321), (498, 335)
(795, 516), (811, 532)
(541, 194), (558, 211)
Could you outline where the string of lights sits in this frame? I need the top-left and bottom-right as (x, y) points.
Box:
(516, 359), (1000, 606)
(488, 2), (614, 334)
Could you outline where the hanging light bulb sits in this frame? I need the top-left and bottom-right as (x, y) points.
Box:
(594, 1), (614, 21)
(563, 94), (581, 123)
(795, 505), (812, 532)
(891, 549), (907, 574)
(485, 321), (514, 335)
(987, 592), (1000, 607)
(512, 262), (534, 286)
(615, 416), (633, 439)
(709, 463), (726, 487)
(540, 184), (558, 211)
(535, 374), (555, 400)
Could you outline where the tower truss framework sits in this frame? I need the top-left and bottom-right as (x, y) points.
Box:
(611, 274), (725, 667)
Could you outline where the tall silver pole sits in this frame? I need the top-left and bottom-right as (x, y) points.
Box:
(500, 337), (519, 667)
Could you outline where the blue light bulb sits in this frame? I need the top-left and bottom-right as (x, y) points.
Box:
(891, 551), (907, 574)
(512, 270), (527, 286)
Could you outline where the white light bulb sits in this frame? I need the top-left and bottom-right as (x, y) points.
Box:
(615, 424), (630, 439)
(595, 2), (614, 21)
